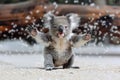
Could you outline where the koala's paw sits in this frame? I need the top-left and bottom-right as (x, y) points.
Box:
(26, 26), (38, 37)
(84, 34), (91, 41)
(45, 66), (54, 71)
(45, 65), (54, 71)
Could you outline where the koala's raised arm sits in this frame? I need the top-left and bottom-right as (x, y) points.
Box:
(70, 34), (91, 48)
(66, 13), (91, 47)
(26, 26), (52, 46)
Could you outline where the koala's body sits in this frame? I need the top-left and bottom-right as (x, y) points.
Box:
(28, 13), (91, 70)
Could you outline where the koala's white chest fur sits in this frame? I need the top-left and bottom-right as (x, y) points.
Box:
(53, 38), (70, 54)
(52, 38), (71, 66)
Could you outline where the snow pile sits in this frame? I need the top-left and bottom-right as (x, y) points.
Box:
(0, 40), (120, 55)
(0, 40), (44, 54)
(74, 45), (120, 55)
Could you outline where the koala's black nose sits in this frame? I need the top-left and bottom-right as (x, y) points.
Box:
(58, 25), (63, 33)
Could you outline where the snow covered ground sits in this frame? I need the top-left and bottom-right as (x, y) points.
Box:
(0, 54), (120, 80)
(0, 40), (120, 80)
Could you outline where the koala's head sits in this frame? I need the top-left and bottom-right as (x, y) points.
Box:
(43, 12), (80, 38)
(50, 16), (70, 38)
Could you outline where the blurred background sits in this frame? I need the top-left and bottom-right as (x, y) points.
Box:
(0, 0), (120, 5)
(0, 0), (120, 55)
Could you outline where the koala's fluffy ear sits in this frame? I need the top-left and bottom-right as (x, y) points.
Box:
(43, 12), (55, 29)
(66, 13), (80, 30)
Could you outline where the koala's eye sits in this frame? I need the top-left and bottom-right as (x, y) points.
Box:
(65, 26), (68, 28)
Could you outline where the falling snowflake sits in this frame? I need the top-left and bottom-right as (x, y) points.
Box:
(25, 15), (31, 20)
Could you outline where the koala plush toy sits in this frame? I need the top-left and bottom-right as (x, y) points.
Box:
(27, 13), (91, 70)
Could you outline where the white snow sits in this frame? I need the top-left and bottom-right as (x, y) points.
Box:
(0, 40), (44, 55)
(0, 40), (120, 80)
(0, 40), (120, 55)
(75, 46), (120, 54)
(90, 3), (95, 7)
(36, 10), (40, 13)
(53, 2), (58, 9)
(0, 54), (120, 80)
(65, 0), (68, 3)
(74, 0), (79, 3)
(25, 15), (31, 20)
(81, 2), (85, 5)
(13, 24), (17, 28)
